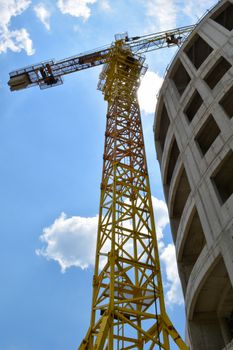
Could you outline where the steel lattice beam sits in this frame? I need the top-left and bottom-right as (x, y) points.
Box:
(78, 43), (189, 350)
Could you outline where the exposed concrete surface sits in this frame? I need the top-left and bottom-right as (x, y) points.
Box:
(154, 0), (233, 348)
(223, 339), (233, 350)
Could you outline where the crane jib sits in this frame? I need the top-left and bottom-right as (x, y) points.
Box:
(8, 24), (195, 91)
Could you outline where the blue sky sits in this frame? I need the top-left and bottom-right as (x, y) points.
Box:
(0, 1), (217, 349)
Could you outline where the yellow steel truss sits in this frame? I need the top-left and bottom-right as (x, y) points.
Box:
(78, 41), (189, 350)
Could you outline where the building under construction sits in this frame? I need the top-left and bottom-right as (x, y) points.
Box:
(154, 1), (233, 349)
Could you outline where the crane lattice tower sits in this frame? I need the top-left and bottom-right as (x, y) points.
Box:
(79, 41), (188, 350)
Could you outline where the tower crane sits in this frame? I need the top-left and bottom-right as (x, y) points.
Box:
(8, 25), (195, 350)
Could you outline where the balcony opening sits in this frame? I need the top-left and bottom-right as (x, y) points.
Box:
(219, 86), (233, 119)
(211, 150), (233, 204)
(184, 90), (203, 122)
(211, 1), (233, 31)
(189, 257), (233, 350)
(204, 56), (231, 89)
(157, 103), (170, 153)
(171, 60), (191, 96)
(185, 34), (213, 69)
(195, 114), (220, 156)
(178, 208), (206, 292)
(171, 167), (191, 240)
(166, 138), (180, 185)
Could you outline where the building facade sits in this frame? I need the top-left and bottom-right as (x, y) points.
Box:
(154, 1), (233, 349)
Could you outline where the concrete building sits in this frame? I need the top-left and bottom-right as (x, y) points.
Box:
(154, 1), (233, 349)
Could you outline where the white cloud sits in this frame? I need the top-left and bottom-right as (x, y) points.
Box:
(138, 70), (163, 115)
(36, 196), (169, 271)
(36, 197), (182, 306)
(99, 0), (111, 12)
(160, 243), (183, 306)
(57, 0), (96, 21)
(34, 3), (51, 30)
(0, 0), (30, 30)
(36, 213), (98, 272)
(0, 27), (34, 55)
(152, 198), (183, 307)
(152, 196), (169, 240)
(145, 0), (177, 31)
(182, 0), (216, 21)
(0, 0), (34, 55)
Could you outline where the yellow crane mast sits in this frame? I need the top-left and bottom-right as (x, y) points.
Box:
(8, 25), (195, 350)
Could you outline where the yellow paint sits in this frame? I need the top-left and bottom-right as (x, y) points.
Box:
(78, 42), (189, 349)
